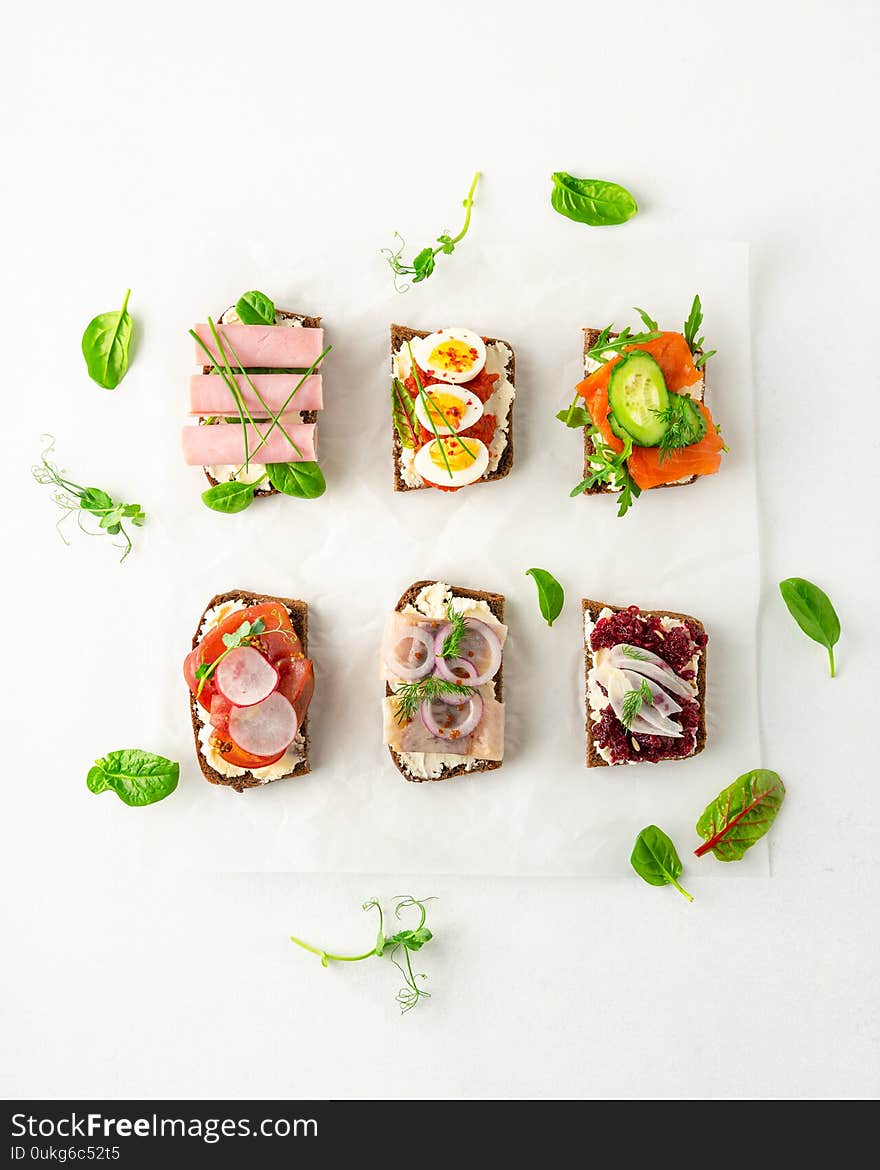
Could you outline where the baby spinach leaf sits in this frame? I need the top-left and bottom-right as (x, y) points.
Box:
(392, 378), (419, 449)
(267, 461), (326, 500)
(87, 749), (179, 807)
(550, 173), (638, 227)
(695, 769), (785, 861)
(235, 290), (275, 325)
(525, 567), (565, 627)
(81, 289), (133, 389)
(630, 825), (694, 901)
(201, 479), (259, 513)
(779, 577), (841, 677)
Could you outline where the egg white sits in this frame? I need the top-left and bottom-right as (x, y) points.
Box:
(417, 328), (487, 384)
(413, 437), (489, 487)
(414, 384), (484, 435)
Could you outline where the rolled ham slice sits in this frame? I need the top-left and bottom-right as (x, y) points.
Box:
(382, 696), (504, 761)
(181, 418), (316, 465)
(189, 374), (323, 417)
(193, 323), (324, 369)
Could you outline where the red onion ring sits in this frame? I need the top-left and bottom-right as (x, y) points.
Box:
(420, 692), (484, 740)
(385, 625), (435, 680)
(433, 658), (478, 704)
(433, 618), (502, 687)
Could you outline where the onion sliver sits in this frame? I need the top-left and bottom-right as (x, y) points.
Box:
(228, 691), (298, 757)
(385, 625), (435, 681)
(215, 646), (279, 707)
(433, 658), (478, 704)
(420, 692), (484, 740)
(433, 619), (502, 686)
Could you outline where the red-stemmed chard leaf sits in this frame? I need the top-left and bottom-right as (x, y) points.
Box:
(695, 769), (786, 862)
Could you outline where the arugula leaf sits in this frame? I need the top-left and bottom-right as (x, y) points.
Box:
(550, 173), (638, 227)
(235, 290), (275, 325)
(555, 404), (593, 429)
(571, 428), (642, 517)
(634, 306), (659, 332)
(587, 325), (661, 364)
(779, 578), (841, 677)
(631, 826), (693, 902)
(683, 294), (716, 366)
(81, 289), (133, 389)
(695, 769), (786, 862)
(87, 749), (179, 807)
(382, 172), (480, 292)
(267, 461), (326, 500)
(392, 378), (419, 449)
(525, 567), (565, 627)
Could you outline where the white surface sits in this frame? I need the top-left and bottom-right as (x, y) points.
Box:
(1, 0), (878, 1100)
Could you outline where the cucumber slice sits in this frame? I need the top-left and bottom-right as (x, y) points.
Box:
(675, 394), (706, 444)
(608, 413), (633, 444)
(608, 352), (669, 447)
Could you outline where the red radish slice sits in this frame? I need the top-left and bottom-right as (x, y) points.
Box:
(215, 646), (279, 707)
(228, 692), (298, 757)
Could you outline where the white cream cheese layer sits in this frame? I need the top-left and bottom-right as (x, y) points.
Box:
(394, 581), (503, 780)
(393, 339), (515, 487)
(584, 607), (701, 765)
(194, 599), (306, 781)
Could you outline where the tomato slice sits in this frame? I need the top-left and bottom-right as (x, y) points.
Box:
(278, 657), (315, 726)
(214, 734), (286, 770)
(185, 603), (300, 710)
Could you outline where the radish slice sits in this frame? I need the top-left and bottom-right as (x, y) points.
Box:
(215, 646), (279, 707)
(434, 619), (502, 686)
(420, 692), (483, 740)
(228, 691), (297, 757)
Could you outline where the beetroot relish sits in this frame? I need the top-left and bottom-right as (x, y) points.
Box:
(590, 605), (706, 679)
(594, 699), (700, 764)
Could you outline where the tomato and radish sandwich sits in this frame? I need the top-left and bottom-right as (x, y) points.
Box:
(184, 292), (331, 514)
(381, 581), (506, 782)
(583, 598), (708, 767)
(561, 297), (726, 517)
(183, 591), (314, 792)
(391, 325), (516, 492)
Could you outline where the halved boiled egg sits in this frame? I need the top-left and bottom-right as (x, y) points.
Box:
(414, 384), (484, 435)
(413, 435), (489, 487)
(416, 328), (486, 384)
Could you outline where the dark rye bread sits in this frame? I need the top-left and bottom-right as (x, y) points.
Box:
(582, 597), (707, 768)
(386, 581), (504, 783)
(189, 590), (311, 793)
(391, 324), (515, 492)
(580, 328), (706, 494)
(202, 308), (323, 497)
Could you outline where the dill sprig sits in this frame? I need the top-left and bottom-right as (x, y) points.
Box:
(621, 679), (653, 729)
(439, 603), (467, 659)
(392, 676), (475, 725)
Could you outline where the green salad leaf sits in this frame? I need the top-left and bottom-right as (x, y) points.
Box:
(630, 825), (693, 902)
(695, 769), (786, 861)
(525, 567), (565, 627)
(779, 577), (841, 677)
(267, 461), (326, 499)
(550, 173), (638, 227)
(81, 289), (133, 389)
(235, 290), (275, 325)
(201, 478), (265, 513)
(87, 749), (179, 807)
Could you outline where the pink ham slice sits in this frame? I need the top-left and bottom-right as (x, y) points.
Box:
(189, 374), (323, 417)
(193, 323), (324, 369)
(181, 418), (316, 465)
(382, 696), (505, 761)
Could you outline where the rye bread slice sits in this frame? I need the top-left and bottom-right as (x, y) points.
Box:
(386, 580), (504, 782)
(580, 327), (706, 494)
(390, 324), (515, 492)
(201, 308), (323, 498)
(582, 597), (707, 768)
(189, 589), (311, 793)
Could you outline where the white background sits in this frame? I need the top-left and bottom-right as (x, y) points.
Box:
(1, 0), (877, 1100)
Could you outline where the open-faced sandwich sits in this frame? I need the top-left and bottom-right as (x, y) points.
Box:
(381, 581), (506, 781)
(391, 325), (515, 492)
(183, 591), (314, 792)
(560, 297), (725, 516)
(184, 291), (330, 513)
(583, 598), (708, 767)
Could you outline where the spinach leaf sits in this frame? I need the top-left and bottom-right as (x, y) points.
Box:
(235, 290), (276, 326)
(630, 825), (694, 901)
(81, 289), (133, 389)
(779, 577), (841, 677)
(525, 567), (565, 627)
(87, 749), (179, 807)
(550, 173), (638, 227)
(392, 378), (419, 448)
(201, 479), (260, 513)
(267, 461), (326, 499)
(695, 769), (785, 861)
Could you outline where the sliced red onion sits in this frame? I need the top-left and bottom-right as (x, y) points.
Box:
(433, 658), (478, 704)
(385, 625), (435, 680)
(420, 692), (483, 740)
(434, 618), (502, 686)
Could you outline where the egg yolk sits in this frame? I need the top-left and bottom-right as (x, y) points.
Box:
(428, 339), (477, 375)
(424, 389), (465, 429)
(429, 437), (477, 472)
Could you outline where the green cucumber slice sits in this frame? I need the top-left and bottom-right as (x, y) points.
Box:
(608, 352), (669, 447)
(675, 394), (706, 444)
